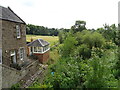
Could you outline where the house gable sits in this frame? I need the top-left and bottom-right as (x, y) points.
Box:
(0, 6), (25, 24)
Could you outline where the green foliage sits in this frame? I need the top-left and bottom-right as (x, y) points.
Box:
(97, 24), (117, 43)
(115, 29), (120, 45)
(31, 21), (119, 88)
(29, 81), (52, 88)
(74, 44), (91, 59)
(92, 32), (105, 48)
(104, 41), (117, 49)
(11, 83), (21, 89)
(58, 30), (67, 44)
(91, 47), (104, 58)
(76, 30), (105, 48)
(85, 56), (107, 88)
(26, 24), (59, 36)
(114, 47), (120, 79)
(59, 35), (78, 57)
(44, 57), (88, 88)
(114, 25), (120, 80)
(71, 20), (86, 33)
(84, 49), (118, 88)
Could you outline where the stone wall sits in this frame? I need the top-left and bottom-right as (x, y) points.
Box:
(2, 64), (27, 88)
(0, 9), (2, 89)
(2, 60), (39, 88)
(2, 20), (27, 66)
(0, 20), (2, 48)
(0, 65), (2, 89)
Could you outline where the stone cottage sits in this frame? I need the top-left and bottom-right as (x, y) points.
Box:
(1, 6), (27, 68)
(0, 6), (41, 88)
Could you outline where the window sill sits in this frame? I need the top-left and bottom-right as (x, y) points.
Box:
(17, 37), (21, 39)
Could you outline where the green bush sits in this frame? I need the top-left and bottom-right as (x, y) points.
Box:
(11, 83), (20, 89)
(75, 44), (91, 59)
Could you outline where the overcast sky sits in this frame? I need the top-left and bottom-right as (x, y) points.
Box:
(0, 0), (119, 29)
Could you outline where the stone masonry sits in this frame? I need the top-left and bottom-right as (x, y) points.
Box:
(2, 20), (27, 66)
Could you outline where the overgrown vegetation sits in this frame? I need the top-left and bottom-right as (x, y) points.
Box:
(30, 20), (120, 88)
(11, 83), (21, 89)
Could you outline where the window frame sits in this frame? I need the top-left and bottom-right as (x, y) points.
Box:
(19, 47), (24, 61)
(10, 50), (17, 64)
(33, 47), (43, 53)
(33, 46), (50, 54)
(16, 25), (21, 38)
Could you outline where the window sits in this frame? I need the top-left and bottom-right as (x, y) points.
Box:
(19, 48), (24, 60)
(16, 25), (21, 38)
(33, 47), (43, 53)
(10, 50), (16, 64)
(34, 47), (37, 52)
(38, 47), (42, 52)
(33, 46), (49, 53)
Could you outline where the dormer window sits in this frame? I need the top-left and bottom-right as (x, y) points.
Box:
(16, 25), (21, 38)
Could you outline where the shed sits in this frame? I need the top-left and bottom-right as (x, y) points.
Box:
(27, 39), (50, 63)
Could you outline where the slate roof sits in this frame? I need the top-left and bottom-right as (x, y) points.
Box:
(0, 6), (25, 24)
(27, 39), (49, 47)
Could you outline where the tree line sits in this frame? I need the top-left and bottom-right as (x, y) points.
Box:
(26, 24), (59, 36)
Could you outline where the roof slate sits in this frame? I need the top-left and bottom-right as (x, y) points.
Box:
(0, 6), (25, 24)
(27, 39), (49, 47)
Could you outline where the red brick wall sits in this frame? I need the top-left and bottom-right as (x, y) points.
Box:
(42, 50), (49, 63)
(27, 47), (30, 56)
(33, 50), (49, 63)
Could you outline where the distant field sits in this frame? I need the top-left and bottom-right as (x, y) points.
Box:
(26, 35), (59, 46)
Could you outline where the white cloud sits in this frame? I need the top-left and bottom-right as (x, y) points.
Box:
(0, 0), (119, 29)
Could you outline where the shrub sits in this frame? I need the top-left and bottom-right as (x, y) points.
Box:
(11, 83), (20, 89)
(75, 44), (91, 59)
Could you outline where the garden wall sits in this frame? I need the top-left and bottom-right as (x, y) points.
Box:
(2, 60), (39, 88)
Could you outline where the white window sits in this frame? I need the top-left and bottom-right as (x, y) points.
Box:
(16, 25), (21, 38)
(34, 47), (37, 52)
(38, 47), (42, 52)
(33, 47), (43, 53)
(19, 48), (24, 60)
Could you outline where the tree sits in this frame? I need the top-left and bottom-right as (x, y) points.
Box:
(115, 24), (120, 80)
(26, 24), (59, 36)
(97, 24), (117, 43)
(59, 36), (78, 57)
(76, 30), (105, 48)
(71, 20), (86, 33)
(75, 44), (91, 59)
